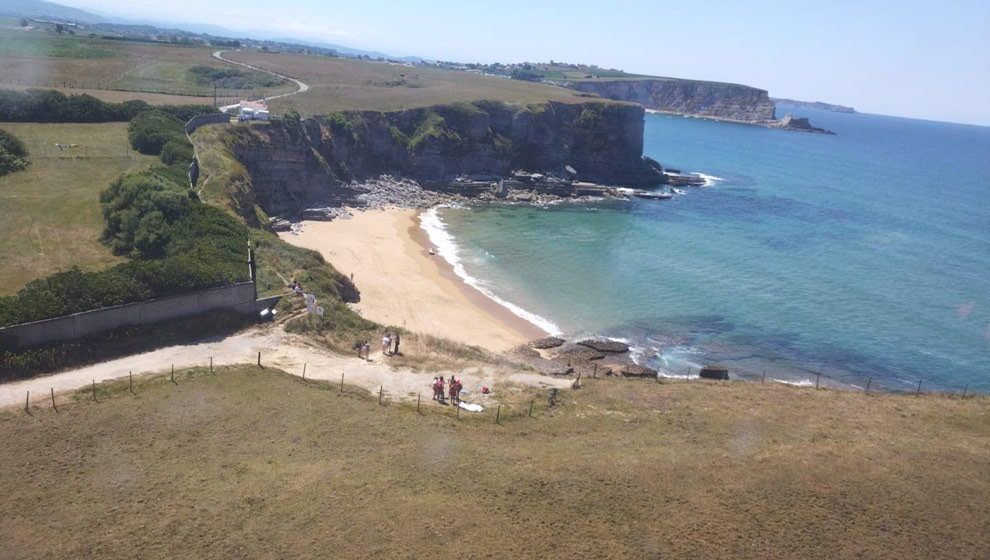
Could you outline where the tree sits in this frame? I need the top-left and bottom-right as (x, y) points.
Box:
(55, 23), (64, 34)
(19, 18), (28, 27)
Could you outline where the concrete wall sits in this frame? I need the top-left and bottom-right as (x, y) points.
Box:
(185, 113), (232, 135)
(0, 282), (259, 350)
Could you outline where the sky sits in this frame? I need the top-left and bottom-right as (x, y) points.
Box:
(60, 0), (990, 126)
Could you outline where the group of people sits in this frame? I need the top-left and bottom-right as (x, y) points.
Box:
(381, 332), (400, 356)
(354, 332), (401, 361)
(432, 375), (462, 405)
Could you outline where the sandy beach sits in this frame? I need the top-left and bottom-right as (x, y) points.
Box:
(278, 209), (545, 352)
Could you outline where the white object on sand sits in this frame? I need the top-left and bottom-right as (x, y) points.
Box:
(458, 402), (483, 413)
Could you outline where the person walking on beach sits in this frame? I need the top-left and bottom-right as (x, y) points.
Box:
(392, 332), (400, 355)
(382, 333), (391, 356)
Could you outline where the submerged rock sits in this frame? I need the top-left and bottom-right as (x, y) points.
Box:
(578, 339), (630, 353)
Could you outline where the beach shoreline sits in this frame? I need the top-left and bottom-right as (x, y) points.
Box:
(277, 208), (545, 353)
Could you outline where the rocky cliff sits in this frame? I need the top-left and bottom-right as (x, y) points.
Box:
(563, 79), (776, 123)
(221, 100), (664, 218)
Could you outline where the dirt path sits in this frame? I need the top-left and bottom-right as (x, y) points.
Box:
(2, 326), (569, 410)
(212, 50), (310, 100)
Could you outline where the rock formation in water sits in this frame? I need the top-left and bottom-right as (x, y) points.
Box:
(562, 78), (777, 123)
(220, 100), (665, 220)
(773, 113), (835, 134)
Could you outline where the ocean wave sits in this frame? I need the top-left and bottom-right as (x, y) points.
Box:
(691, 172), (725, 187)
(770, 377), (815, 387)
(420, 207), (563, 336)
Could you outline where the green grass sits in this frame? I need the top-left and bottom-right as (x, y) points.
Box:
(0, 30), (295, 103)
(223, 51), (610, 114)
(2, 366), (987, 558)
(0, 122), (158, 295)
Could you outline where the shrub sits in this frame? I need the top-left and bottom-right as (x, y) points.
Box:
(127, 109), (187, 155)
(0, 88), (218, 123)
(0, 128), (29, 176)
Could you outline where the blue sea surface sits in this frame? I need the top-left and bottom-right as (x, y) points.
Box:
(429, 107), (990, 391)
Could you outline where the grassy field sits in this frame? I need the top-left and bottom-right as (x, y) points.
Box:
(0, 122), (158, 295)
(223, 51), (605, 113)
(0, 28), (296, 103)
(2, 365), (987, 559)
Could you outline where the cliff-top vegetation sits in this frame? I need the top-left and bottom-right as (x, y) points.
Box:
(222, 51), (610, 114)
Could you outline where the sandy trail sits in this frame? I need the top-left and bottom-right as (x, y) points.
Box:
(2, 326), (569, 410)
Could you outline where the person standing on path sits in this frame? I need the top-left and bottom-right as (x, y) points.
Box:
(382, 333), (391, 356)
(392, 332), (400, 355)
(363, 341), (371, 361)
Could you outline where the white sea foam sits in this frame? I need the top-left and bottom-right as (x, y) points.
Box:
(771, 377), (815, 387)
(691, 172), (725, 187)
(420, 207), (563, 336)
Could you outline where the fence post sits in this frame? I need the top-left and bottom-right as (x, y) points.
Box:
(962, 384), (968, 398)
(25, 391), (31, 416)
(257, 351), (262, 368)
(916, 379), (922, 396)
(340, 373), (344, 394)
(378, 385), (383, 405)
(51, 388), (58, 413)
(529, 400), (534, 418)
(816, 370), (821, 389)
(129, 371), (135, 396)
(593, 363), (598, 378)
(417, 394), (421, 414)
(687, 366), (691, 378)
(302, 363), (307, 379)
(92, 380), (98, 403)
(865, 377), (872, 394)
(210, 357), (213, 373)
(456, 402), (460, 420)
(761, 370), (766, 384)
(171, 365), (176, 385)
(495, 405), (501, 425)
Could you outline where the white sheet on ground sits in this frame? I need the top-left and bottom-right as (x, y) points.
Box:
(458, 402), (483, 413)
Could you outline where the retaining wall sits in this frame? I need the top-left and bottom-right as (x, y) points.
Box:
(185, 113), (232, 135)
(0, 282), (261, 349)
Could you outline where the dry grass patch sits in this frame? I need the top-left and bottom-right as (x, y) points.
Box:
(2, 367), (987, 559)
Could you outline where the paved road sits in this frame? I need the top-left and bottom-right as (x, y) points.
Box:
(212, 50), (310, 101)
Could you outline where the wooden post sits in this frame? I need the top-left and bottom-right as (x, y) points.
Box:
(257, 351), (261, 368)
(210, 357), (213, 373)
(865, 377), (872, 394)
(171, 365), (176, 385)
(302, 363), (307, 379)
(340, 373), (344, 394)
(916, 379), (922, 396)
(129, 371), (135, 396)
(687, 366), (692, 378)
(92, 380), (98, 403)
(378, 385), (383, 405)
(529, 400), (534, 418)
(962, 384), (968, 398)
(495, 405), (501, 425)
(51, 388), (58, 413)
(456, 402), (460, 420)
(593, 363), (598, 378)
(417, 394), (421, 413)
(572, 373), (581, 389)
(761, 370), (766, 384)
(816, 370), (821, 389)
(25, 391), (31, 416)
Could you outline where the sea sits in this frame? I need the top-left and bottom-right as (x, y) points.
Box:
(422, 107), (990, 392)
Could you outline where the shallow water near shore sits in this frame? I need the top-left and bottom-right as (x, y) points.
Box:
(427, 107), (990, 392)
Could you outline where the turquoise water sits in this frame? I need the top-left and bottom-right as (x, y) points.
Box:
(427, 107), (990, 391)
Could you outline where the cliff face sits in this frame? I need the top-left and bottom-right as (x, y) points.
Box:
(565, 79), (776, 123)
(223, 100), (663, 217)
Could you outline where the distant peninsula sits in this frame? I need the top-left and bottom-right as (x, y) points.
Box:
(771, 98), (856, 113)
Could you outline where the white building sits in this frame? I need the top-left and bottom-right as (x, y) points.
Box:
(222, 100), (270, 121)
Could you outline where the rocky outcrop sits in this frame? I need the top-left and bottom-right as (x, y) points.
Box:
(222, 100), (664, 218)
(530, 336), (566, 349)
(699, 365), (730, 380)
(773, 113), (835, 135)
(563, 79), (776, 123)
(577, 338), (630, 353)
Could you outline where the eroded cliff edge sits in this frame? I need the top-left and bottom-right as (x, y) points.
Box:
(217, 100), (665, 221)
(563, 79), (777, 123)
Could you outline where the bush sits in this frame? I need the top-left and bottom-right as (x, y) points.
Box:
(127, 110), (187, 155)
(0, 127), (29, 176)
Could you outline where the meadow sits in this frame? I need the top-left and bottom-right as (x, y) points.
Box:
(0, 28), (295, 104)
(1, 365), (987, 559)
(0, 122), (157, 295)
(223, 51), (603, 113)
